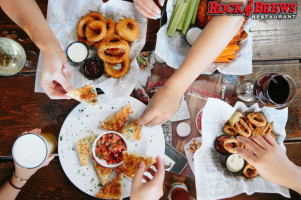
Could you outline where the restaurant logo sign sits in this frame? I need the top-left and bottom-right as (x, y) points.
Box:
(207, 0), (297, 20)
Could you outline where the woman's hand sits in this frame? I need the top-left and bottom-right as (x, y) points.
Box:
(236, 134), (301, 192)
(40, 47), (73, 99)
(133, 0), (163, 19)
(14, 128), (55, 180)
(131, 156), (165, 200)
(139, 86), (182, 126)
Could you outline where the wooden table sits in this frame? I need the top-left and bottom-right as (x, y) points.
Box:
(0, 0), (301, 199)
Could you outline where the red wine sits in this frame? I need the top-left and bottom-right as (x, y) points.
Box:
(267, 75), (290, 104)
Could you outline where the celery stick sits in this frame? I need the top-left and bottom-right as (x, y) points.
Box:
(182, 0), (197, 34)
(170, 0), (182, 24)
(167, 2), (187, 37)
(177, 0), (190, 31)
(191, 0), (201, 24)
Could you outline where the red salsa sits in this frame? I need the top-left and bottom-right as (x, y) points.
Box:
(197, 112), (202, 131)
(95, 133), (127, 164)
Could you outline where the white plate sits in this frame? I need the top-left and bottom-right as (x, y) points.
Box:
(58, 95), (165, 198)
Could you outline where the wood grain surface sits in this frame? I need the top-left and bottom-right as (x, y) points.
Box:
(1, 0), (301, 199)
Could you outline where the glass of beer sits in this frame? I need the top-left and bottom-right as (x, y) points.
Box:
(12, 133), (57, 168)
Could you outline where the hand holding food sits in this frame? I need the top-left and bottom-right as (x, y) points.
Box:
(236, 135), (301, 193)
(131, 156), (164, 200)
(133, 0), (163, 19)
(40, 48), (73, 99)
(139, 86), (182, 126)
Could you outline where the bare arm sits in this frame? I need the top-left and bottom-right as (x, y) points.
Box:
(139, 13), (245, 126)
(0, 0), (72, 99)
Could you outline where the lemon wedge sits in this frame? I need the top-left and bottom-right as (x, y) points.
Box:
(229, 111), (243, 126)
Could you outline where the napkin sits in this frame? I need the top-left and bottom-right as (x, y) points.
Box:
(34, 0), (147, 98)
(155, 0), (253, 75)
(194, 98), (290, 199)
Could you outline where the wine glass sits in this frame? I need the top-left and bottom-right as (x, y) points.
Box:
(253, 73), (297, 108)
(0, 37), (26, 76)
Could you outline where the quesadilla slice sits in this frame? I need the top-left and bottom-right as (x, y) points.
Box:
(120, 120), (142, 141)
(100, 104), (133, 132)
(75, 134), (98, 166)
(115, 151), (156, 179)
(95, 174), (123, 200)
(92, 157), (113, 185)
(66, 83), (100, 108)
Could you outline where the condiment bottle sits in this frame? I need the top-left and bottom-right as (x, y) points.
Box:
(168, 182), (195, 200)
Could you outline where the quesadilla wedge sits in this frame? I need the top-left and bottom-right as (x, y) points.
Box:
(100, 104), (133, 132)
(92, 157), (113, 185)
(115, 151), (156, 179)
(95, 174), (123, 200)
(66, 83), (100, 108)
(75, 134), (98, 166)
(120, 120), (142, 141)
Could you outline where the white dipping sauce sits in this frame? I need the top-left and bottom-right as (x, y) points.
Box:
(13, 134), (47, 168)
(176, 122), (191, 137)
(187, 28), (203, 45)
(226, 154), (244, 172)
(67, 42), (88, 63)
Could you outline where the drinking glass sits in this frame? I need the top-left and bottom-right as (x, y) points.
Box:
(0, 37), (26, 76)
(253, 73), (296, 108)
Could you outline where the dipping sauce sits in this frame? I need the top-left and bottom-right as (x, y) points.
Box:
(66, 41), (88, 63)
(83, 57), (104, 79)
(176, 122), (191, 137)
(95, 133), (127, 165)
(196, 110), (203, 133)
(226, 153), (245, 173)
(186, 27), (202, 46)
(215, 135), (232, 155)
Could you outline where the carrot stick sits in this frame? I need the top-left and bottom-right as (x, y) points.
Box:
(214, 57), (229, 63)
(218, 50), (236, 57)
(225, 44), (240, 51)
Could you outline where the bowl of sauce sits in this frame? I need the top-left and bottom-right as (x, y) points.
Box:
(66, 41), (88, 64)
(82, 57), (104, 80)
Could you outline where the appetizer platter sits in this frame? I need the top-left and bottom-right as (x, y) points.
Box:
(193, 99), (289, 199)
(215, 111), (276, 178)
(58, 95), (165, 199)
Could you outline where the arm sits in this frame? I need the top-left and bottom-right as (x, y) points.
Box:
(0, 129), (54, 200)
(0, 0), (72, 99)
(139, 11), (245, 126)
(237, 134), (301, 194)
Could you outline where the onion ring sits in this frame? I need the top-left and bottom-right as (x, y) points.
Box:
(85, 20), (107, 42)
(252, 126), (264, 136)
(86, 12), (105, 22)
(247, 113), (267, 127)
(223, 138), (243, 154)
(116, 18), (140, 42)
(235, 118), (252, 137)
(241, 115), (248, 122)
(98, 36), (130, 64)
(77, 16), (94, 38)
(243, 163), (258, 179)
(77, 34), (94, 46)
(262, 123), (273, 134)
(224, 125), (238, 136)
(94, 19), (115, 48)
(247, 121), (256, 132)
(104, 58), (130, 78)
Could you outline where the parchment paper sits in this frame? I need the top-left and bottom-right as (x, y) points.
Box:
(194, 98), (290, 199)
(155, 0), (253, 75)
(34, 0), (147, 98)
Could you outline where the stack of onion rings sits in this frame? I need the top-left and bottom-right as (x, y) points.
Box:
(219, 111), (277, 179)
(76, 12), (140, 78)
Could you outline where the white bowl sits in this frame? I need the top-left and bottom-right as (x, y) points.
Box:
(195, 109), (203, 135)
(92, 131), (128, 168)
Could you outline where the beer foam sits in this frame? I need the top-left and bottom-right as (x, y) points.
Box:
(13, 134), (47, 168)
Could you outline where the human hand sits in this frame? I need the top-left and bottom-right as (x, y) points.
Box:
(131, 156), (164, 200)
(138, 86), (182, 126)
(133, 0), (163, 19)
(40, 47), (73, 99)
(236, 134), (296, 186)
(14, 128), (55, 180)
